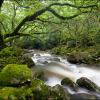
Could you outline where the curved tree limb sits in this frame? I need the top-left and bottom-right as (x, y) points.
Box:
(5, 2), (98, 38)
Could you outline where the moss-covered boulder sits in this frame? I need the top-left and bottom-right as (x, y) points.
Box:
(0, 64), (33, 86)
(67, 51), (89, 64)
(48, 84), (70, 100)
(30, 79), (49, 100)
(76, 77), (100, 92)
(0, 47), (24, 58)
(0, 87), (18, 100)
(70, 93), (99, 100)
(0, 87), (24, 100)
(0, 78), (80, 100)
(61, 77), (79, 91)
(0, 79), (49, 100)
(20, 55), (35, 68)
(0, 86), (34, 100)
(0, 47), (35, 68)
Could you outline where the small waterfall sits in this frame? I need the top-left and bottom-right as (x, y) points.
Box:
(32, 52), (100, 88)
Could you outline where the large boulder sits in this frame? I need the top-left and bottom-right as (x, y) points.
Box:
(61, 77), (79, 91)
(0, 87), (31, 100)
(0, 64), (33, 86)
(67, 51), (89, 64)
(0, 47), (35, 69)
(0, 79), (49, 100)
(20, 55), (35, 68)
(30, 79), (50, 100)
(33, 70), (47, 81)
(76, 77), (100, 92)
(48, 84), (70, 100)
(70, 93), (100, 100)
(0, 87), (20, 100)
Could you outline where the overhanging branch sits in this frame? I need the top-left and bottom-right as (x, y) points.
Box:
(47, 8), (91, 20)
(5, 2), (98, 38)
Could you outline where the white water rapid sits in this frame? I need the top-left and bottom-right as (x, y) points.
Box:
(31, 51), (100, 88)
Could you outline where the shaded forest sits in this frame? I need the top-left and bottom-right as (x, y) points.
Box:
(0, 0), (100, 99)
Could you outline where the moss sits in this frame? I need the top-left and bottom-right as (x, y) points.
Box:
(0, 47), (35, 69)
(0, 64), (33, 86)
(0, 47), (24, 58)
(61, 77), (78, 88)
(0, 87), (18, 100)
(76, 77), (100, 92)
(0, 57), (21, 68)
(20, 56), (35, 68)
(0, 78), (70, 100)
(0, 87), (33, 100)
(51, 45), (100, 65)
(52, 46), (68, 55)
(30, 79), (49, 100)
(49, 84), (70, 100)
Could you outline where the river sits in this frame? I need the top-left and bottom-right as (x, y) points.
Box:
(31, 50), (100, 95)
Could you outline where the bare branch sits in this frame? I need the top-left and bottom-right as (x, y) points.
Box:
(48, 8), (91, 20)
(48, 2), (97, 9)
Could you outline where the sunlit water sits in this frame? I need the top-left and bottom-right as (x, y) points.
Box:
(31, 50), (100, 95)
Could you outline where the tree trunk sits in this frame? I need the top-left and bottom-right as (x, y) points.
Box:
(0, 0), (4, 9)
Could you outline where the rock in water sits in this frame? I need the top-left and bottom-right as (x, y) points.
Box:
(70, 93), (99, 100)
(76, 77), (100, 92)
(61, 77), (79, 91)
(48, 84), (70, 100)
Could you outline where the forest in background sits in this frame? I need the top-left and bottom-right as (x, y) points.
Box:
(0, 0), (100, 50)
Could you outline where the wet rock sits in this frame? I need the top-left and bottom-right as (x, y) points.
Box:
(42, 61), (48, 64)
(67, 52), (89, 64)
(70, 93), (99, 100)
(35, 54), (41, 57)
(61, 77), (79, 91)
(30, 79), (50, 100)
(53, 57), (60, 62)
(67, 54), (78, 64)
(76, 77), (100, 92)
(34, 70), (47, 81)
(20, 55), (35, 68)
(48, 84), (70, 100)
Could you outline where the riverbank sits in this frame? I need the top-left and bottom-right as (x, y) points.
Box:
(0, 46), (100, 99)
(51, 45), (100, 65)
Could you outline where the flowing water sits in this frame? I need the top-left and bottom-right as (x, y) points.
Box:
(31, 50), (100, 95)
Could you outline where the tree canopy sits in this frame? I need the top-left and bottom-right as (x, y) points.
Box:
(0, 0), (100, 49)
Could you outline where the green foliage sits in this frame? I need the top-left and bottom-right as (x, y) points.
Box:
(0, 87), (18, 100)
(0, 64), (33, 86)
(0, 0), (99, 50)
(67, 39), (76, 48)
(94, 33), (100, 44)
(0, 47), (24, 68)
(0, 47), (24, 57)
(0, 47), (35, 68)
(0, 79), (49, 100)
(30, 79), (49, 100)
(0, 86), (34, 100)
(52, 45), (73, 55)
